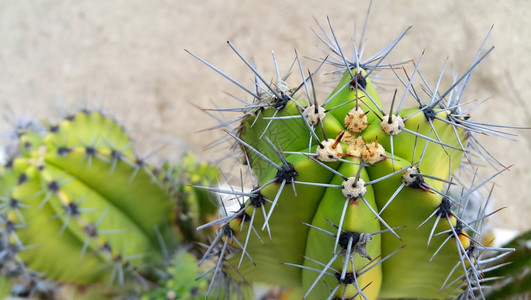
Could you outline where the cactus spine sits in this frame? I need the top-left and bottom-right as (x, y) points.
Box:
(191, 10), (519, 300)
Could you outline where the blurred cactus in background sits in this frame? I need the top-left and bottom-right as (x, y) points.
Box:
(0, 110), (174, 294)
(0, 110), (227, 299)
(142, 250), (210, 300)
(482, 230), (531, 299)
(162, 152), (220, 250)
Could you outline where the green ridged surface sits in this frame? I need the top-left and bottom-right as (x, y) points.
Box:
(0, 110), (172, 285)
(224, 68), (469, 299)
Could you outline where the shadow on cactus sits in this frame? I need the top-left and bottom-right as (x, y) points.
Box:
(189, 4), (525, 300)
(0, 109), (178, 295)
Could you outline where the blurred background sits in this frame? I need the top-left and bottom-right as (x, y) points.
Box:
(1, 0), (529, 235)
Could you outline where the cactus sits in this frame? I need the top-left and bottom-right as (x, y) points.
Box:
(0, 109), (174, 288)
(142, 250), (210, 300)
(162, 152), (221, 249)
(482, 230), (531, 299)
(141, 248), (254, 300)
(189, 8), (522, 300)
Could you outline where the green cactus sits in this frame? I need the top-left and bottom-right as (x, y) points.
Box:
(141, 249), (254, 300)
(190, 9), (521, 300)
(142, 250), (210, 300)
(161, 152), (220, 248)
(482, 230), (531, 299)
(0, 109), (174, 287)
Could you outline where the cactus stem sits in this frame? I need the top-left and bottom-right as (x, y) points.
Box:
(300, 222), (402, 299)
(306, 155), (351, 180)
(329, 98), (363, 117)
(283, 261), (335, 277)
(186, 7), (529, 297)
(79, 207), (110, 261)
(378, 183), (406, 217)
(262, 179), (287, 231)
(292, 180), (342, 189)
(257, 110), (280, 140)
(440, 257), (466, 294)
(238, 207), (257, 269)
(334, 198), (351, 253)
(337, 237), (369, 300)
(360, 195), (401, 240)
(304, 250), (340, 299)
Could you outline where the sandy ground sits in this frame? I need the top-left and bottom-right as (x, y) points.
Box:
(1, 0), (530, 235)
